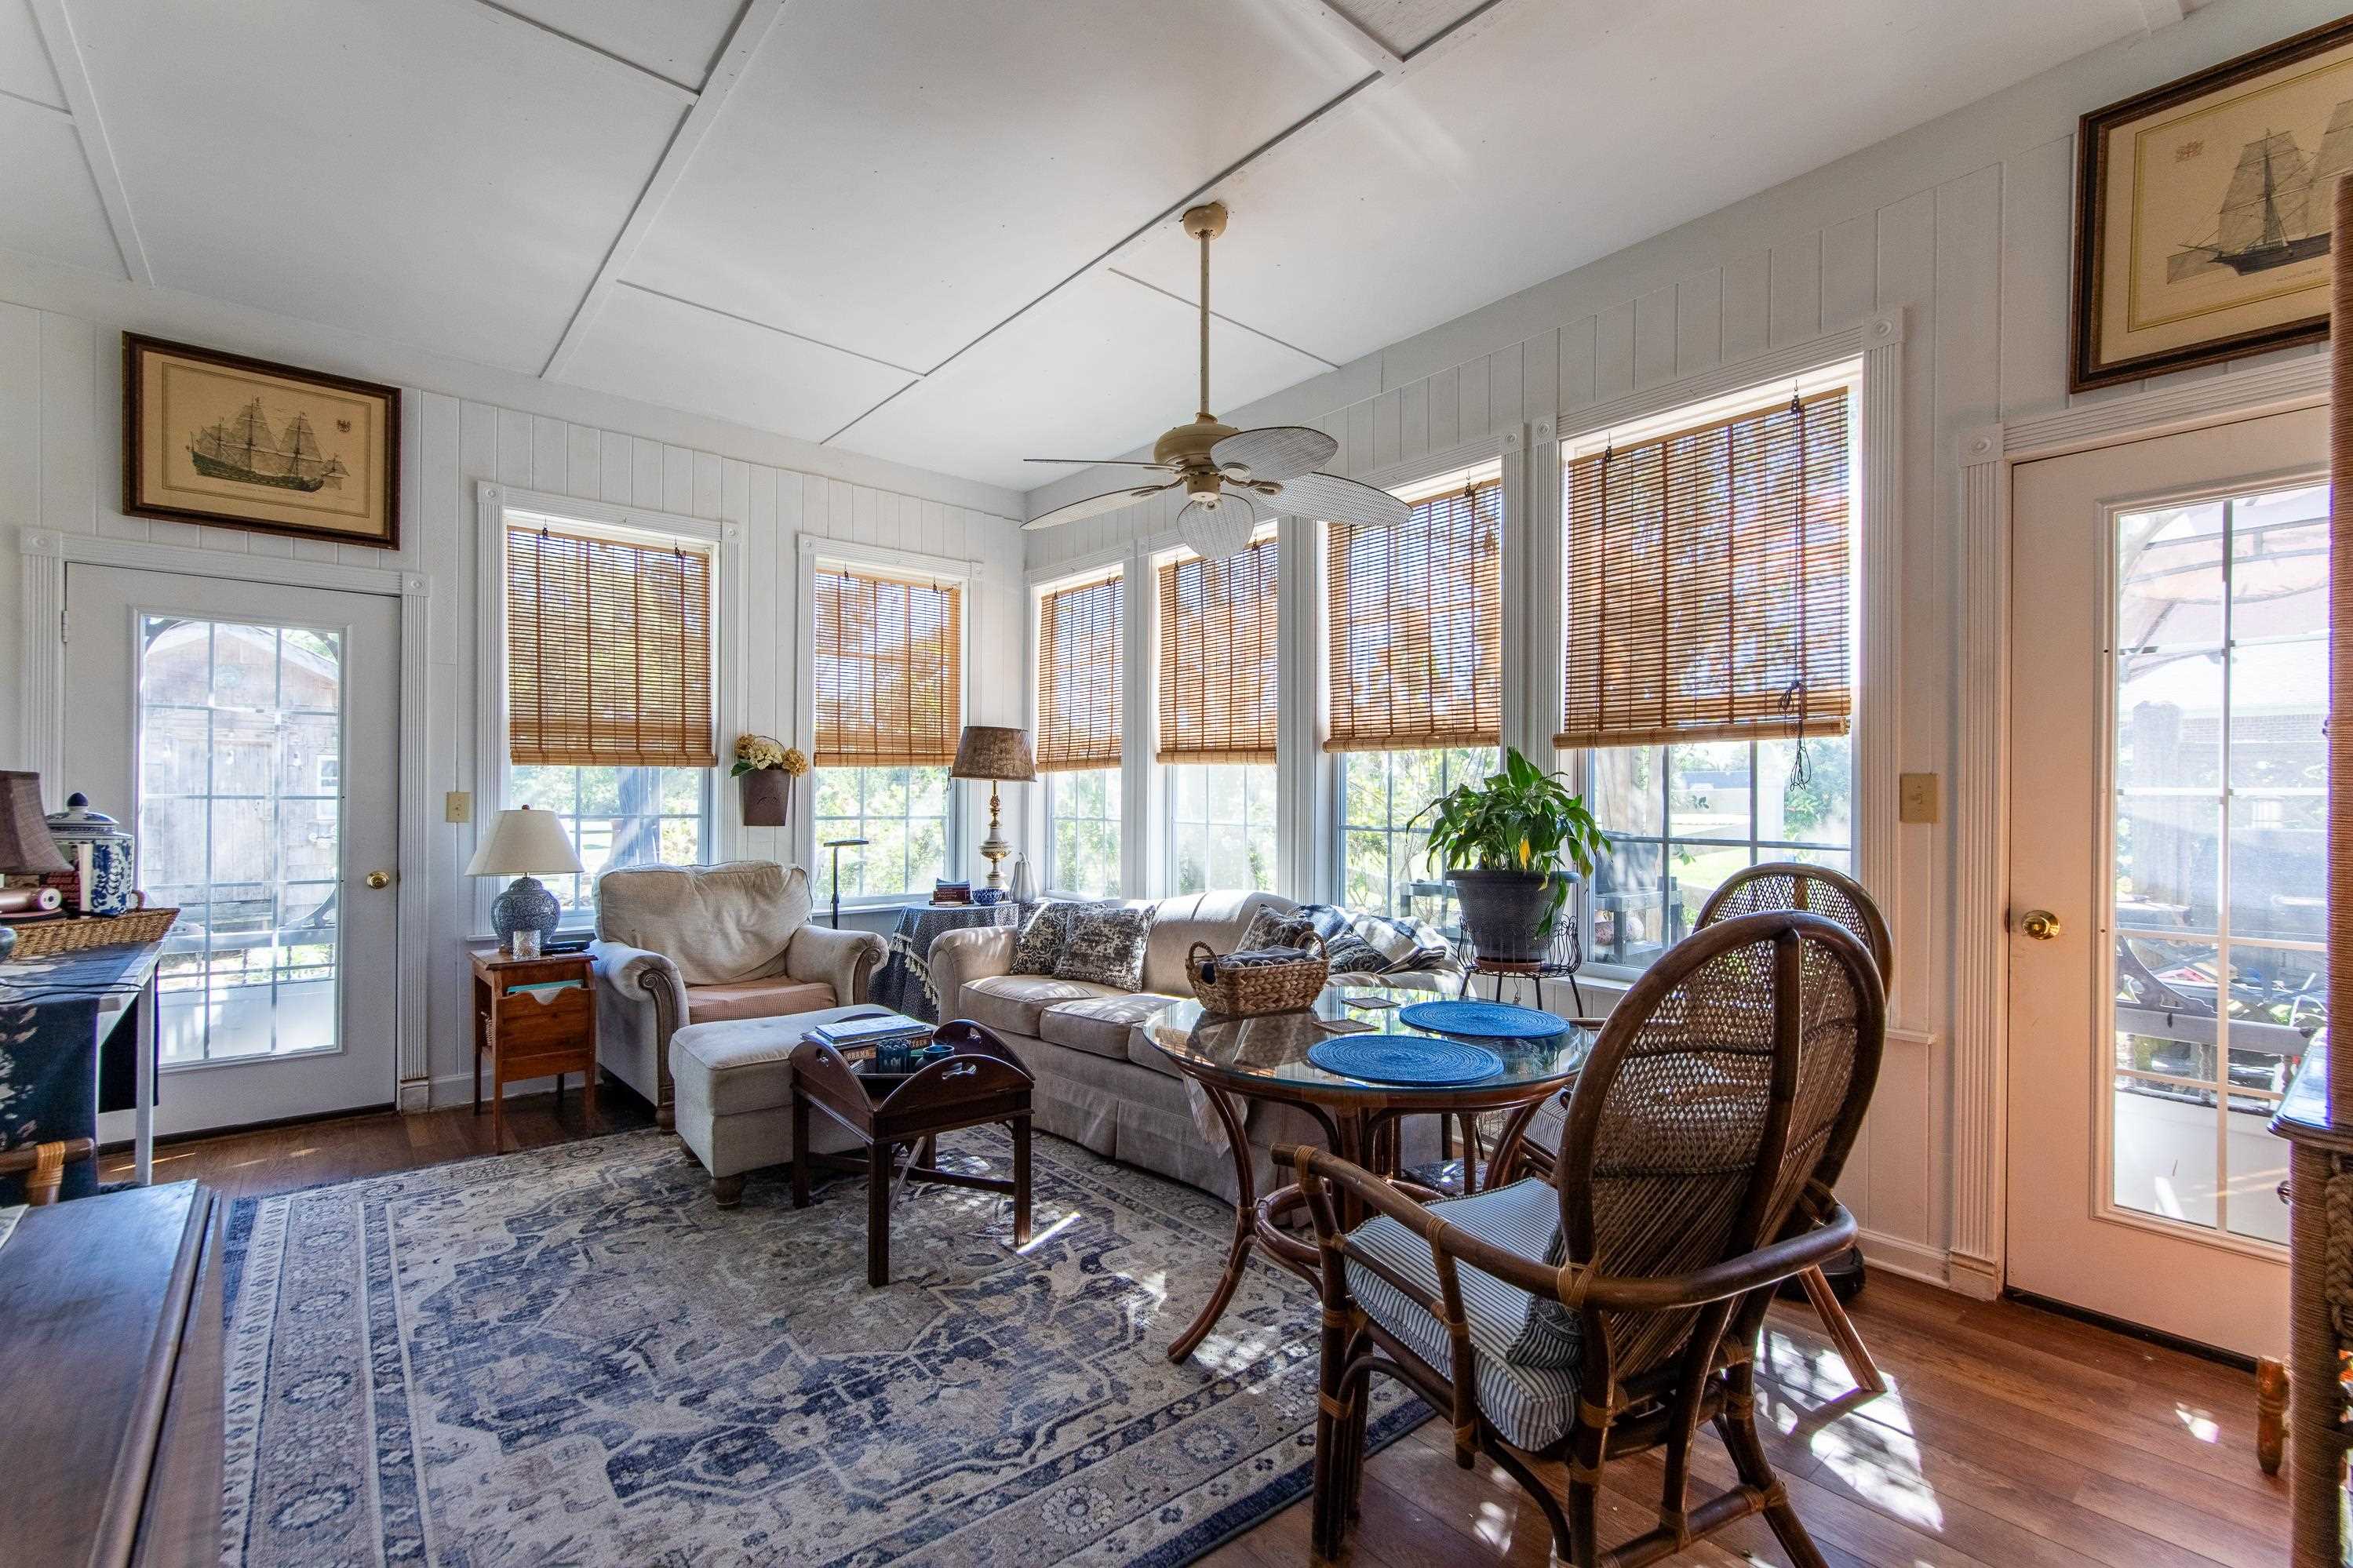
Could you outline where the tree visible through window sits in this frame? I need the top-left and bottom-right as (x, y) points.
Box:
(1047, 769), (1121, 898)
(1340, 747), (1499, 919)
(507, 764), (707, 915)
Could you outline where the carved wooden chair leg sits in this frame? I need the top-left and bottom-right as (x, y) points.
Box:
(2256, 1355), (2289, 1476)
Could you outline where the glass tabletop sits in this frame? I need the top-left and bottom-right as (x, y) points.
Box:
(1142, 982), (1590, 1102)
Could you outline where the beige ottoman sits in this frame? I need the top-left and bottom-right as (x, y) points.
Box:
(669, 1005), (878, 1206)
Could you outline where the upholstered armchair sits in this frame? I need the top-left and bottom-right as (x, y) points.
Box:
(588, 861), (886, 1125)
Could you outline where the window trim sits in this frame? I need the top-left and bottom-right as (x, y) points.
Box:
(795, 535), (977, 909)
(475, 482), (735, 937)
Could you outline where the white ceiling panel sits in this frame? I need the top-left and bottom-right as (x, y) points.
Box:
(0, 96), (125, 276)
(625, 0), (1372, 374)
(0, 0), (66, 108)
(832, 269), (1331, 491)
(1116, 0), (2147, 369)
(64, 0), (685, 373)
(486, 0), (743, 91)
(1326, 0), (1499, 56)
(558, 282), (916, 443)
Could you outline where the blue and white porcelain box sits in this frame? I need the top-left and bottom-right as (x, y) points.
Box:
(46, 792), (137, 915)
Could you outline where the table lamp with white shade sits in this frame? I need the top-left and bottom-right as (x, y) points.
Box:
(466, 806), (585, 954)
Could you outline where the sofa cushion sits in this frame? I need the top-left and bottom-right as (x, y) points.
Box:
(595, 860), (810, 985)
(960, 973), (1124, 1037)
(685, 978), (836, 1024)
(1038, 991), (1184, 1061)
(1011, 900), (1080, 975)
(668, 1003), (875, 1116)
(1057, 903), (1156, 989)
(1139, 890), (1295, 994)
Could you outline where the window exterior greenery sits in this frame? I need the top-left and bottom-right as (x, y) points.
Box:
(813, 765), (952, 904)
(1169, 762), (1277, 894)
(1339, 747), (1499, 919)
(1584, 734), (1852, 969)
(1047, 768), (1121, 898)
(505, 763), (708, 916)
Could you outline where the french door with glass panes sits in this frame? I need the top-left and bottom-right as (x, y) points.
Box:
(64, 565), (400, 1134)
(2006, 409), (2318, 1359)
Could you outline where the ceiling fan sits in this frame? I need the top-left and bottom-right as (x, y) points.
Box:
(1022, 201), (1408, 558)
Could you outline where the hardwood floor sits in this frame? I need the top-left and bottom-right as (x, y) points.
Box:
(115, 1103), (2291, 1566)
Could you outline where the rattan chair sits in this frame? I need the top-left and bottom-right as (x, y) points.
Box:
(1279, 910), (1885, 1567)
(1692, 860), (1890, 1395)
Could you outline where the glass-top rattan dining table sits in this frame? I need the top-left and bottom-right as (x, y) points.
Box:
(1140, 982), (1590, 1363)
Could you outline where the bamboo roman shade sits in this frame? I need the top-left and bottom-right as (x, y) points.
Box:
(1158, 537), (1279, 765)
(505, 523), (716, 769)
(1325, 479), (1502, 753)
(1557, 387), (1853, 751)
(1035, 570), (1123, 773)
(813, 566), (963, 767)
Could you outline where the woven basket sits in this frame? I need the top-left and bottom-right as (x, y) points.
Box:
(1188, 931), (1328, 1017)
(9, 905), (178, 959)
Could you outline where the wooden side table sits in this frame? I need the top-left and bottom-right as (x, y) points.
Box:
(791, 1020), (1032, 1286)
(472, 949), (597, 1151)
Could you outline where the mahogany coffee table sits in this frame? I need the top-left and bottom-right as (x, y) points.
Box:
(789, 1020), (1033, 1286)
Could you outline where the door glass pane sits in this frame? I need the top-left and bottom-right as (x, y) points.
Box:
(138, 617), (343, 1065)
(2107, 483), (2326, 1250)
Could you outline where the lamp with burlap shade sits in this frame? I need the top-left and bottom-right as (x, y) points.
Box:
(952, 726), (1036, 890)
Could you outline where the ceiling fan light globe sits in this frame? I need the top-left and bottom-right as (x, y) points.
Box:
(1178, 492), (1257, 559)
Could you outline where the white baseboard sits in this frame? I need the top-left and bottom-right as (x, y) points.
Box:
(1857, 1228), (1956, 1290)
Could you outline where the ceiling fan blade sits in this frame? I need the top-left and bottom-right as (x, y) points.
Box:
(1211, 425), (1337, 483)
(1022, 457), (1175, 469)
(1256, 471), (1410, 529)
(1176, 490), (1258, 560)
(1022, 478), (1179, 532)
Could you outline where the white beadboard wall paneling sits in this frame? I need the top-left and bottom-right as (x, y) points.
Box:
(3, 299), (1025, 1111)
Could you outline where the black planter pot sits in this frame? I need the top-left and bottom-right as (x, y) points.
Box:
(1447, 868), (1568, 966)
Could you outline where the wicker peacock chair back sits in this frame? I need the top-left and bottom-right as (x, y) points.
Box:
(1550, 909), (1885, 1385)
(1695, 861), (1892, 1002)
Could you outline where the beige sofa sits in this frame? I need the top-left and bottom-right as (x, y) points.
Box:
(929, 891), (1455, 1204)
(588, 861), (887, 1124)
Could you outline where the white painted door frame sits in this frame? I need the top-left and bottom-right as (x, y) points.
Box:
(1953, 350), (2330, 1301)
(19, 529), (435, 1110)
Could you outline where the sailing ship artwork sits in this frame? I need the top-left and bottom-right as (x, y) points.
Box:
(125, 335), (400, 547)
(188, 399), (351, 493)
(2074, 20), (2353, 390)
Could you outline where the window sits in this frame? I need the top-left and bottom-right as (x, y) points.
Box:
(1565, 372), (1858, 970)
(1036, 568), (1124, 896)
(1160, 534), (1278, 893)
(1327, 475), (1503, 918)
(812, 563), (963, 903)
(1171, 763), (1277, 893)
(1340, 746), (1497, 919)
(1047, 769), (1122, 897)
(501, 513), (718, 919)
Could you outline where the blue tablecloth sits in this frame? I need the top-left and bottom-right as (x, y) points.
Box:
(870, 903), (1019, 1021)
(0, 940), (158, 1202)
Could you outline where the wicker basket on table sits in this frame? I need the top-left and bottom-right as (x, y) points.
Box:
(1187, 931), (1328, 1017)
(9, 905), (178, 958)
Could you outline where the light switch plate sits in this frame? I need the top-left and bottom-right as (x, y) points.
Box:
(1898, 773), (1939, 824)
(445, 790), (472, 824)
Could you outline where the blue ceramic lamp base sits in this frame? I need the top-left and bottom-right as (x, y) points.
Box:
(492, 875), (562, 953)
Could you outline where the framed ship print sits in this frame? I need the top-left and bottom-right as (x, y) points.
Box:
(2071, 17), (2353, 391)
(123, 334), (400, 548)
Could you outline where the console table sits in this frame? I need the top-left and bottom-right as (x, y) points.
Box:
(0, 1180), (223, 1566)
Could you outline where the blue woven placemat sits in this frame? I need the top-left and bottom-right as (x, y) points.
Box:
(1306, 1034), (1504, 1086)
(1397, 999), (1564, 1039)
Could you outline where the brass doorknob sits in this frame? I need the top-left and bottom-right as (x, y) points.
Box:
(365, 870), (393, 890)
(2019, 909), (2060, 941)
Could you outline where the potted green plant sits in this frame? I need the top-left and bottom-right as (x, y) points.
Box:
(1411, 748), (1610, 966)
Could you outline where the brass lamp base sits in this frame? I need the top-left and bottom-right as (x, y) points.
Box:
(981, 781), (1010, 889)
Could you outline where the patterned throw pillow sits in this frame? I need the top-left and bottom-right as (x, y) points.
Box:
(1351, 911), (1454, 974)
(1011, 901), (1076, 975)
(1056, 903), (1156, 990)
(1238, 905), (1314, 951)
(1288, 904), (1388, 974)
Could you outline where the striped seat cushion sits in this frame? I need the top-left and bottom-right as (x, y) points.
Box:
(1342, 1178), (1583, 1451)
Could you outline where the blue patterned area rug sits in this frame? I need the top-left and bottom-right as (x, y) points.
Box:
(219, 1129), (1424, 1566)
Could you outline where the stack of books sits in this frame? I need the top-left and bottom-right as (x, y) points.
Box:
(807, 1010), (932, 1063)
